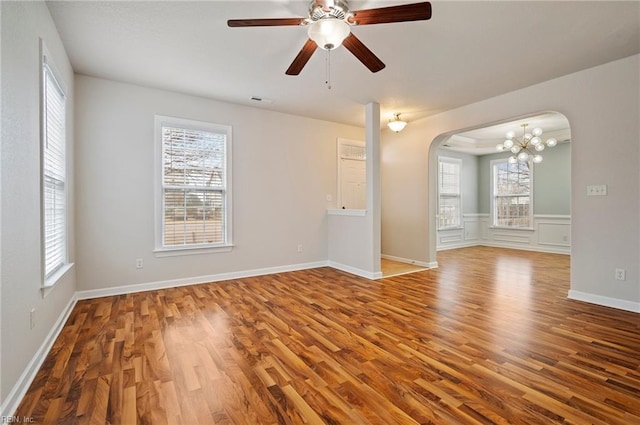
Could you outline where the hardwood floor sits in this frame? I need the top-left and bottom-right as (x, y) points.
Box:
(380, 258), (428, 277)
(15, 246), (640, 424)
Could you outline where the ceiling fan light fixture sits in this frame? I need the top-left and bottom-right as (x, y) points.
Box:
(388, 113), (407, 132)
(307, 18), (350, 50)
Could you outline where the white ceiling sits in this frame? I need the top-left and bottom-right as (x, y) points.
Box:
(46, 1), (640, 127)
(442, 112), (571, 155)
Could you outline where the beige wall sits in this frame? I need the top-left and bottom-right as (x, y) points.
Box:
(382, 54), (640, 310)
(328, 103), (381, 278)
(74, 75), (364, 292)
(1, 0), (77, 407)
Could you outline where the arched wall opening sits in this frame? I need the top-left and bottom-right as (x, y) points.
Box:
(426, 111), (571, 266)
(381, 55), (637, 311)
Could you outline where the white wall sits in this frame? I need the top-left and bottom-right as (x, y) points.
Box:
(328, 103), (381, 279)
(382, 54), (640, 311)
(74, 75), (364, 292)
(1, 0), (76, 408)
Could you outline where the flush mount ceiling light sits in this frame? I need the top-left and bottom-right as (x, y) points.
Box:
(388, 113), (407, 133)
(496, 123), (557, 164)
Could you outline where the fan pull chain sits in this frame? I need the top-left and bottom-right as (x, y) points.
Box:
(325, 49), (332, 90)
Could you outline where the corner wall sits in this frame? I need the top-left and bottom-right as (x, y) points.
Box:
(327, 103), (382, 279)
(382, 54), (640, 311)
(1, 0), (77, 410)
(74, 75), (364, 293)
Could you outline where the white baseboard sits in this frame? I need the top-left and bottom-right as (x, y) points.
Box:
(567, 290), (640, 313)
(328, 261), (383, 280)
(480, 241), (570, 255)
(77, 261), (330, 300)
(2, 261), (331, 416)
(436, 242), (478, 252)
(5, 260), (637, 420)
(0, 293), (79, 418)
(380, 254), (432, 268)
(438, 241), (570, 255)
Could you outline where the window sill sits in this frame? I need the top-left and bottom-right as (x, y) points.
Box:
(327, 209), (366, 216)
(438, 226), (464, 231)
(42, 262), (74, 297)
(489, 226), (535, 231)
(154, 244), (234, 257)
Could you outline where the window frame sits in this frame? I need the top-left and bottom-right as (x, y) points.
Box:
(154, 115), (233, 256)
(437, 156), (463, 230)
(41, 40), (72, 290)
(490, 158), (534, 230)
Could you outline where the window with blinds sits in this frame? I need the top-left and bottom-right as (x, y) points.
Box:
(158, 118), (232, 249)
(42, 60), (67, 281)
(492, 159), (532, 228)
(438, 157), (462, 229)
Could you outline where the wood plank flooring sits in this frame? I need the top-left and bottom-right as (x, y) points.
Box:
(380, 258), (428, 277)
(15, 246), (640, 424)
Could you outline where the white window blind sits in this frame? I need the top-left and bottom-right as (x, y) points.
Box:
(438, 157), (461, 229)
(161, 123), (229, 247)
(492, 159), (532, 228)
(42, 62), (67, 279)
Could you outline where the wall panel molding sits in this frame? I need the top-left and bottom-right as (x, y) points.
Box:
(437, 214), (570, 254)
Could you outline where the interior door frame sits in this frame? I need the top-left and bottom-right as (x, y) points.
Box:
(337, 138), (366, 209)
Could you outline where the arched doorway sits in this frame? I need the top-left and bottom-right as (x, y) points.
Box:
(427, 111), (571, 265)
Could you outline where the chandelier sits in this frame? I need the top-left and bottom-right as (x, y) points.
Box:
(496, 123), (557, 164)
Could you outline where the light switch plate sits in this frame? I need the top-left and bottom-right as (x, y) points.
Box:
(587, 185), (607, 196)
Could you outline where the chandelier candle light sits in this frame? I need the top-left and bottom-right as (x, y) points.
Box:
(496, 123), (557, 164)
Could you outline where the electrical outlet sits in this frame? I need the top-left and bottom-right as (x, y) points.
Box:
(297, 244), (303, 253)
(136, 258), (143, 269)
(615, 268), (626, 281)
(30, 308), (36, 330)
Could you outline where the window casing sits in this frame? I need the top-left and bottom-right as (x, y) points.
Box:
(42, 47), (68, 285)
(155, 116), (232, 254)
(438, 156), (462, 229)
(491, 159), (533, 228)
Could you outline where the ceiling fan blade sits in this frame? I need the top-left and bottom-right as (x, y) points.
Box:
(227, 17), (305, 27)
(342, 33), (385, 73)
(349, 2), (432, 26)
(286, 39), (318, 75)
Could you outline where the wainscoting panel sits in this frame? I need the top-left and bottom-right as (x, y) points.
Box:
(440, 231), (464, 244)
(492, 232), (532, 245)
(537, 217), (571, 247)
(438, 214), (571, 254)
(463, 217), (480, 241)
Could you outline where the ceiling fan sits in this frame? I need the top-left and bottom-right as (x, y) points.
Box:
(228, 1), (432, 75)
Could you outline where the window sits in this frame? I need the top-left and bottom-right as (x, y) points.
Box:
(491, 159), (532, 228)
(155, 116), (232, 253)
(42, 48), (68, 284)
(438, 156), (462, 229)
